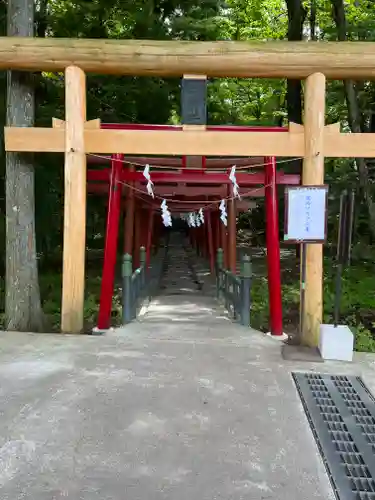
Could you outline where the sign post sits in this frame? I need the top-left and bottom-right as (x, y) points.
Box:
(284, 186), (329, 338)
(284, 186), (328, 244)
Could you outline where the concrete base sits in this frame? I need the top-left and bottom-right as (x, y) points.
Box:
(319, 324), (354, 362)
(91, 327), (107, 335)
(282, 344), (324, 363)
(266, 332), (289, 341)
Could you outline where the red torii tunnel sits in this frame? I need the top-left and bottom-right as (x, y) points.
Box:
(87, 123), (301, 334)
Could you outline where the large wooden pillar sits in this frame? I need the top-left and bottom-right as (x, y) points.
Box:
(301, 72), (326, 347)
(61, 66), (87, 333)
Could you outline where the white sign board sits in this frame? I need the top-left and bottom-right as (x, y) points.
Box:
(284, 186), (328, 243)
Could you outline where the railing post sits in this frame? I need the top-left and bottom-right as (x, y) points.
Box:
(216, 248), (223, 300)
(133, 270), (140, 319)
(140, 246), (146, 267)
(122, 253), (133, 323)
(240, 254), (252, 326)
(140, 245), (146, 290)
(224, 271), (230, 311)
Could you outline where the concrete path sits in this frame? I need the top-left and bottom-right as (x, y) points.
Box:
(0, 235), (373, 499)
(3, 328), (375, 500)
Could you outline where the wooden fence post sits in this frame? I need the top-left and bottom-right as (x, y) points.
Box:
(122, 253), (133, 323)
(61, 66), (87, 333)
(301, 72), (326, 346)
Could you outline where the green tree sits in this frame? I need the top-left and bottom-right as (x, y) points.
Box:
(5, 0), (44, 331)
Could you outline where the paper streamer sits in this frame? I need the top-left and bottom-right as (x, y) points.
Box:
(161, 199), (172, 227)
(219, 199), (227, 226)
(199, 208), (204, 224)
(143, 164), (154, 198)
(229, 165), (240, 199)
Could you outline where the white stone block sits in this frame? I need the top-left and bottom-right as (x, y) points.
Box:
(319, 324), (354, 362)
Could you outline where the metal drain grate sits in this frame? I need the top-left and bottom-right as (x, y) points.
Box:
(293, 373), (375, 500)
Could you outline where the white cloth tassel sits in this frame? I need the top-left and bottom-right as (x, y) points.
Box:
(195, 213), (201, 227)
(219, 199), (227, 226)
(184, 213), (191, 227)
(143, 164), (154, 198)
(199, 208), (204, 224)
(229, 165), (240, 199)
(161, 199), (172, 227)
(189, 212), (195, 227)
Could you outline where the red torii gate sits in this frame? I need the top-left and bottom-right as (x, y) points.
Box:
(87, 123), (300, 335)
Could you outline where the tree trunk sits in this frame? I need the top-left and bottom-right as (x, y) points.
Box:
(0, 1), (7, 277)
(285, 0), (307, 128)
(285, 0), (307, 259)
(331, 0), (375, 238)
(310, 0), (317, 41)
(35, 0), (48, 38)
(5, 0), (45, 331)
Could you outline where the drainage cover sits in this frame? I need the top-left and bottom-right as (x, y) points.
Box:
(293, 373), (375, 500)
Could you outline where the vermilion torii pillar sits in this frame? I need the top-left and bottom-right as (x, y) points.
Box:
(264, 156), (283, 336)
(123, 163), (135, 256)
(228, 183), (237, 274)
(146, 207), (155, 268)
(97, 154), (123, 330)
(206, 209), (215, 274)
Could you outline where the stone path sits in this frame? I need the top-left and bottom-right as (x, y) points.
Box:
(140, 232), (222, 325)
(159, 233), (203, 296)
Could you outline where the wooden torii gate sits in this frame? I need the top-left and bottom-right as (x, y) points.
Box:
(4, 38), (375, 346)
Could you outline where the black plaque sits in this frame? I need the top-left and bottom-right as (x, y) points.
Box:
(181, 78), (207, 125)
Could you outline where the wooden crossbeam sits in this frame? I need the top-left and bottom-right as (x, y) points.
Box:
(87, 169), (300, 185)
(87, 155), (264, 167)
(5, 127), (302, 156)
(87, 183), (266, 198)
(2, 37), (375, 79)
(7, 122), (375, 157)
(120, 199), (256, 211)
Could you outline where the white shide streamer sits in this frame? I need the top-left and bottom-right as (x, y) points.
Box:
(219, 199), (227, 226)
(229, 165), (240, 199)
(199, 208), (204, 224)
(161, 199), (172, 227)
(143, 164), (154, 198)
